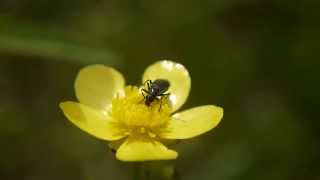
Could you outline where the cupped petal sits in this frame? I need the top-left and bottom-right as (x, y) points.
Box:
(159, 105), (223, 139)
(75, 64), (125, 111)
(60, 101), (126, 141)
(142, 60), (191, 112)
(116, 136), (178, 161)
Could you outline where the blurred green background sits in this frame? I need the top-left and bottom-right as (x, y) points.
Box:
(0, 0), (319, 179)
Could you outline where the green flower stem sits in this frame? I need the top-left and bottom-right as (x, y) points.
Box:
(133, 162), (177, 180)
(133, 163), (145, 180)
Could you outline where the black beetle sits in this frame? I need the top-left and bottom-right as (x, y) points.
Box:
(141, 79), (170, 108)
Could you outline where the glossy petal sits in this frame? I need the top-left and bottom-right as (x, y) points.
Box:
(116, 136), (178, 161)
(60, 101), (125, 141)
(142, 60), (191, 112)
(160, 105), (223, 139)
(75, 65), (125, 111)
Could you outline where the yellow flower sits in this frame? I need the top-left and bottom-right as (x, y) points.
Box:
(60, 60), (223, 161)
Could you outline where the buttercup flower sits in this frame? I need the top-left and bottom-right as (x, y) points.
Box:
(60, 60), (223, 161)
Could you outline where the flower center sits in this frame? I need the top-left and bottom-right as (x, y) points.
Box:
(111, 86), (171, 137)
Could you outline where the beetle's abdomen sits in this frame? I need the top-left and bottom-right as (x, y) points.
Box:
(152, 79), (170, 93)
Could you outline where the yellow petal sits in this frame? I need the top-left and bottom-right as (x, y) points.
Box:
(75, 64), (125, 111)
(142, 60), (191, 112)
(60, 101), (125, 141)
(116, 136), (178, 161)
(160, 105), (223, 139)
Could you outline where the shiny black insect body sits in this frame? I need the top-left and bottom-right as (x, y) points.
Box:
(141, 79), (170, 107)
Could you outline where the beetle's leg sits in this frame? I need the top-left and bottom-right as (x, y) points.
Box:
(143, 80), (152, 86)
(158, 93), (170, 112)
(141, 91), (146, 98)
(143, 80), (152, 89)
(159, 92), (170, 96)
(143, 80), (149, 86)
(147, 81), (152, 89)
(159, 93), (170, 97)
(158, 98), (163, 112)
(140, 88), (149, 104)
(141, 88), (149, 95)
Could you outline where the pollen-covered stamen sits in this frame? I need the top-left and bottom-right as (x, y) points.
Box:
(111, 86), (171, 137)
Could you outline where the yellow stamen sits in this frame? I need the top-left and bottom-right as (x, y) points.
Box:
(111, 86), (171, 137)
(148, 132), (156, 138)
(140, 127), (146, 133)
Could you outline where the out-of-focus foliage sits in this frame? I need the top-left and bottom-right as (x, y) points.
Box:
(0, 0), (319, 179)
